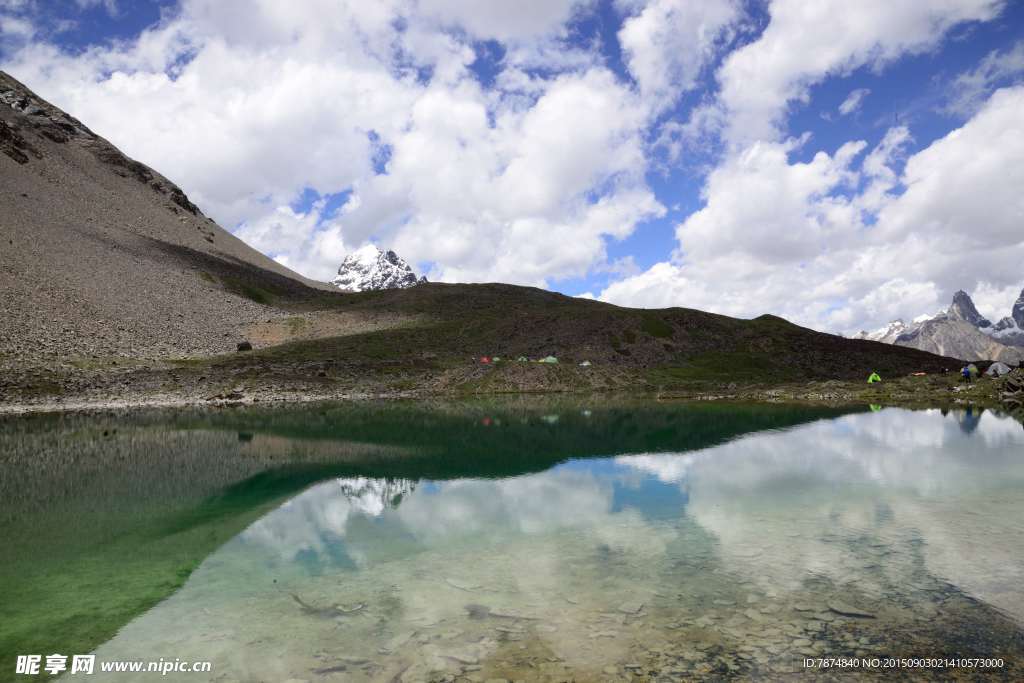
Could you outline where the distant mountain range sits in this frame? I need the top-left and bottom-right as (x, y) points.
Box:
(854, 288), (1024, 363)
(330, 245), (426, 292)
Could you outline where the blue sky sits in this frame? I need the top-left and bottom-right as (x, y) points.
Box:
(2, 0), (1023, 333)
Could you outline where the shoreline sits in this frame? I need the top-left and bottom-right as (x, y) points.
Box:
(0, 372), (1011, 417)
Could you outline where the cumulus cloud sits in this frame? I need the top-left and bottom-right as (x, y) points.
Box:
(601, 86), (1024, 333)
(716, 0), (1003, 143)
(838, 87), (870, 116)
(617, 0), (739, 110)
(343, 68), (665, 285)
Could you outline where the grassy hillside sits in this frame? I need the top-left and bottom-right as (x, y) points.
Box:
(1, 279), (969, 408)
(173, 281), (965, 397)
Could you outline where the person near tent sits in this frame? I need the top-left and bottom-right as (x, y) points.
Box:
(867, 371), (881, 384)
(962, 366), (972, 384)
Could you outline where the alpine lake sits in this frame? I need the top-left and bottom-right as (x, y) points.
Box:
(2, 400), (1023, 682)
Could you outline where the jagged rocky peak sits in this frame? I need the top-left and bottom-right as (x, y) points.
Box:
(947, 290), (992, 328)
(330, 244), (426, 292)
(990, 287), (1024, 345)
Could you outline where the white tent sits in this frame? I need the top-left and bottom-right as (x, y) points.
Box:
(985, 362), (1013, 377)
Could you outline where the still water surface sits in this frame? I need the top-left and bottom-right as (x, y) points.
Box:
(2, 402), (1023, 681)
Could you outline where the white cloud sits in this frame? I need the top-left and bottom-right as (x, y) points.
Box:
(417, 0), (586, 42)
(0, 0), (33, 45)
(946, 39), (1024, 116)
(342, 68), (664, 285)
(601, 86), (1024, 333)
(617, 0), (739, 110)
(716, 0), (1003, 143)
(838, 87), (870, 116)
(971, 282), (1023, 323)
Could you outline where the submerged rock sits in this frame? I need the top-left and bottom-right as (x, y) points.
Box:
(827, 600), (876, 618)
(618, 601), (644, 615)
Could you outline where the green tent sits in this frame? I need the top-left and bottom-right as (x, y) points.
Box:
(867, 372), (882, 384)
(538, 356), (559, 364)
(516, 356), (528, 362)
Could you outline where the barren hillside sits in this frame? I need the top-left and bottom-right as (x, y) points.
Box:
(0, 71), (335, 368)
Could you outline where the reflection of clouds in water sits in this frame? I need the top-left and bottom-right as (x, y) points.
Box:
(975, 410), (1024, 446)
(619, 452), (699, 484)
(241, 477), (415, 563)
(397, 470), (673, 558)
(617, 409), (1024, 495)
(615, 409), (1024, 620)
(397, 471), (607, 537)
(241, 469), (673, 567)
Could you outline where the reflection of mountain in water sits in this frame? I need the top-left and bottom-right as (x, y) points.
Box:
(240, 477), (417, 564)
(336, 477), (416, 516)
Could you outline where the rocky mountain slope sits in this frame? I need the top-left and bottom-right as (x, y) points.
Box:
(855, 289), (1024, 363)
(898, 318), (1022, 363)
(330, 245), (426, 291)
(0, 71), (335, 368)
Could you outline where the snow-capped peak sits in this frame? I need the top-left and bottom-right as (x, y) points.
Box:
(854, 319), (910, 344)
(330, 245), (426, 292)
(350, 244), (384, 268)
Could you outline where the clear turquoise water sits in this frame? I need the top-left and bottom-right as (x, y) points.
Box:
(2, 402), (1023, 681)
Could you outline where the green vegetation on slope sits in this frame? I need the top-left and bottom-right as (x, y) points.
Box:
(184, 282), (965, 397)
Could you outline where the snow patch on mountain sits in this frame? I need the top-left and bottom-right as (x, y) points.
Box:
(853, 287), (1024, 361)
(330, 245), (426, 292)
(854, 312), (942, 344)
(854, 320), (913, 344)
